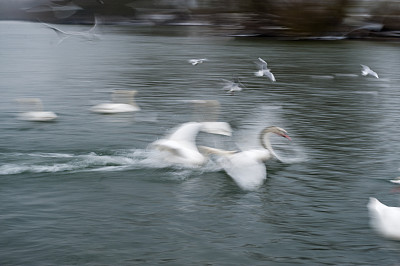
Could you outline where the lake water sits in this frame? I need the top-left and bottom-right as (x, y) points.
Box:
(1, 21), (400, 265)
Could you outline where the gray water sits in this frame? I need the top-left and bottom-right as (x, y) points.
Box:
(1, 21), (400, 265)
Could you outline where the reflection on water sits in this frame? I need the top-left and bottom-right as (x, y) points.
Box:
(1, 21), (400, 265)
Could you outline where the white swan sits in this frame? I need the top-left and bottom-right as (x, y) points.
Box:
(361, 64), (379, 79)
(390, 179), (400, 184)
(16, 98), (57, 122)
(188, 58), (208, 65)
(200, 126), (291, 191)
(255, 57), (276, 82)
(150, 121), (232, 167)
(367, 197), (400, 240)
(90, 90), (140, 114)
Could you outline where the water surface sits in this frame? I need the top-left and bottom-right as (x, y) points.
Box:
(1, 21), (400, 265)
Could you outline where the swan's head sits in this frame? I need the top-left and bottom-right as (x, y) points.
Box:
(263, 126), (291, 141)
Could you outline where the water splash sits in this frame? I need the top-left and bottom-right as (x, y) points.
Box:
(0, 149), (223, 177)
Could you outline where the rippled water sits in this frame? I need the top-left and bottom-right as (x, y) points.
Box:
(1, 21), (400, 265)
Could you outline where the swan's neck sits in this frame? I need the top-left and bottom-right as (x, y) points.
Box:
(259, 130), (280, 160)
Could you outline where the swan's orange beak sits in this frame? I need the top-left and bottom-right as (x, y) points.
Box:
(282, 134), (291, 141)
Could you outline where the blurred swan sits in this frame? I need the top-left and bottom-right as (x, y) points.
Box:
(43, 16), (100, 44)
(90, 90), (140, 114)
(150, 121), (232, 167)
(255, 57), (276, 82)
(390, 177), (400, 184)
(200, 126), (291, 191)
(361, 64), (379, 79)
(221, 77), (244, 94)
(188, 58), (208, 65)
(367, 197), (400, 240)
(16, 98), (57, 122)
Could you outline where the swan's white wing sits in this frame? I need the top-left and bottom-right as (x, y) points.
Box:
(220, 152), (267, 191)
(151, 138), (205, 166)
(152, 139), (197, 157)
(200, 122), (232, 136)
(167, 122), (203, 143)
(368, 197), (400, 240)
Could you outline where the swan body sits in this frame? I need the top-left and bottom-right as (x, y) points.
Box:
(361, 64), (379, 79)
(201, 126), (291, 190)
(151, 121), (232, 167)
(90, 90), (140, 114)
(255, 57), (276, 82)
(90, 103), (139, 114)
(390, 179), (400, 184)
(188, 58), (207, 65)
(16, 98), (57, 122)
(18, 111), (58, 122)
(367, 197), (400, 240)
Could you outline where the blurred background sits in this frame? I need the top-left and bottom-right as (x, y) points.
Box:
(1, 0), (400, 39)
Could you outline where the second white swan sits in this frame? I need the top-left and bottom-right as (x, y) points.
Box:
(367, 197), (400, 240)
(200, 126), (291, 191)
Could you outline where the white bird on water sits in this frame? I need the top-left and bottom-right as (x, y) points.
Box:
(255, 57), (276, 82)
(16, 98), (58, 122)
(200, 126), (291, 191)
(390, 177), (400, 184)
(361, 64), (379, 79)
(90, 90), (140, 114)
(150, 121), (232, 167)
(367, 197), (400, 240)
(188, 58), (208, 65)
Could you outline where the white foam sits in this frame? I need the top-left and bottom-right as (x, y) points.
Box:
(0, 149), (223, 176)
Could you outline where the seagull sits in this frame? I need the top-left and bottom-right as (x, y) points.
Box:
(188, 58), (208, 66)
(361, 64), (379, 78)
(255, 57), (276, 82)
(221, 77), (244, 95)
(43, 16), (100, 45)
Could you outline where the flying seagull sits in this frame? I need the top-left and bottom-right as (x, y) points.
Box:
(221, 77), (245, 95)
(361, 64), (379, 79)
(188, 58), (208, 65)
(255, 57), (276, 82)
